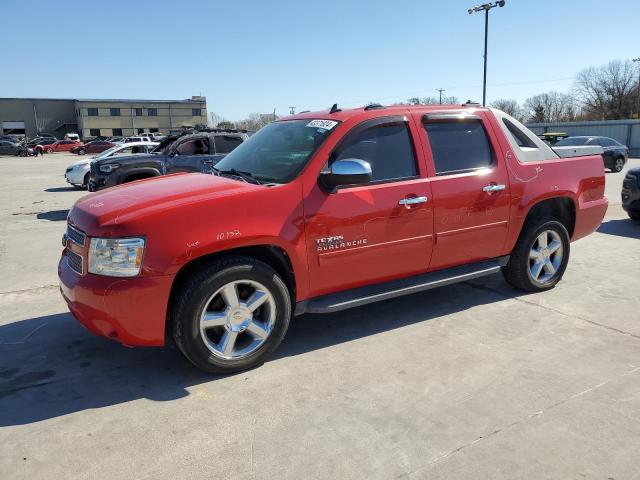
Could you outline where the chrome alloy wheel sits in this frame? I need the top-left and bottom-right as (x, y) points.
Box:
(199, 280), (276, 360)
(528, 230), (563, 285)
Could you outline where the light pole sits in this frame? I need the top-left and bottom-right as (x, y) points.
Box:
(468, 1), (506, 106)
(633, 58), (640, 119)
(436, 88), (446, 104)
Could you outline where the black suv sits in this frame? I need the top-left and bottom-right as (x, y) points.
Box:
(88, 130), (249, 191)
(622, 166), (640, 220)
(554, 136), (629, 172)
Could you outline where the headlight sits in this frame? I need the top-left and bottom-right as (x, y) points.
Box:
(99, 163), (119, 173)
(88, 237), (145, 277)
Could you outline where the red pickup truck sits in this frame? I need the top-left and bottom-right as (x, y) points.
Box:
(59, 105), (608, 373)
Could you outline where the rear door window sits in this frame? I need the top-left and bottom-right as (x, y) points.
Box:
(424, 120), (494, 175)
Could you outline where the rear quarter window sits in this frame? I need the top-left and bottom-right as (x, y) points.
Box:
(424, 121), (493, 175)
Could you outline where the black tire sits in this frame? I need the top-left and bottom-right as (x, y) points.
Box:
(613, 156), (625, 173)
(78, 149), (86, 155)
(628, 211), (640, 221)
(18, 150), (27, 157)
(46, 147), (53, 153)
(502, 218), (570, 292)
(81, 173), (89, 189)
(172, 256), (292, 373)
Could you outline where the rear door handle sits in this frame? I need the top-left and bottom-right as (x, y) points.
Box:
(399, 196), (428, 206)
(482, 184), (506, 193)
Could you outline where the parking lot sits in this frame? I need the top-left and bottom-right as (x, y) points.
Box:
(1, 152), (639, 479)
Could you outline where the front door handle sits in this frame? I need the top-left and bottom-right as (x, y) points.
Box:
(399, 196), (428, 206)
(482, 184), (506, 193)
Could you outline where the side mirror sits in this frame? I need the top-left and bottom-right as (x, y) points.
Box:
(319, 158), (372, 192)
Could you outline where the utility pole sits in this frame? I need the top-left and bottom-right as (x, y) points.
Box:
(436, 88), (446, 104)
(633, 58), (640, 119)
(468, 1), (506, 106)
(289, 106), (296, 115)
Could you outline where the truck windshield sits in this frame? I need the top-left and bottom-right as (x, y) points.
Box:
(214, 120), (337, 183)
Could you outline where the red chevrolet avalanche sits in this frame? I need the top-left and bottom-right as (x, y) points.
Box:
(59, 105), (608, 373)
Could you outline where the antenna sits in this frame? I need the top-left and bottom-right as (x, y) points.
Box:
(329, 103), (341, 114)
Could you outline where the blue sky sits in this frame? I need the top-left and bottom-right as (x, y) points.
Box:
(1, 0), (639, 121)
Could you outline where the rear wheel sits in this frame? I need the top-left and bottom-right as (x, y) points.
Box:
(18, 150), (27, 157)
(78, 148), (86, 155)
(46, 147), (53, 153)
(172, 256), (292, 373)
(613, 157), (625, 173)
(502, 218), (570, 292)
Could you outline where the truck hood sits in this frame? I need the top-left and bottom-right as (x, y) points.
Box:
(69, 173), (262, 231)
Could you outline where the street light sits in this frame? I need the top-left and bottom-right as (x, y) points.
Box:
(468, 1), (506, 106)
(633, 58), (640, 119)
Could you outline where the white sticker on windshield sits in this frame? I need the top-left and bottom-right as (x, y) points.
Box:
(306, 119), (338, 130)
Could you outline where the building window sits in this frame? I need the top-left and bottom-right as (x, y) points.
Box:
(135, 108), (143, 116)
(88, 108), (99, 117)
(150, 128), (159, 133)
(148, 108), (157, 116)
(110, 108), (121, 116)
(137, 128), (144, 134)
(89, 129), (101, 137)
(112, 128), (123, 137)
(192, 108), (202, 116)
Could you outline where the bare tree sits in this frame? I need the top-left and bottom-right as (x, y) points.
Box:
(489, 99), (524, 121)
(406, 95), (459, 105)
(235, 112), (280, 131)
(522, 91), (577, 123)
(209, 112), (223, 127)
(574, 60), (639, 120)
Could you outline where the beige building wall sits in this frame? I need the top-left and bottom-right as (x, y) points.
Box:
(75, 98), (207, 138)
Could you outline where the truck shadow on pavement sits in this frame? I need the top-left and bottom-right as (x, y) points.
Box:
(45, 187), (79, 193)
(0, 277), (520, 427)
(597, 218), (640, 239)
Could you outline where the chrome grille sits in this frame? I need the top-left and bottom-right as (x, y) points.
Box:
(67, 250), (83, 274)
(66, 225), (86, 246)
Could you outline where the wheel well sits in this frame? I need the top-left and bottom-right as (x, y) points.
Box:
(123, 172), (156, 183)
(525, 197), (576, 237)
(165, 245), (296, 342)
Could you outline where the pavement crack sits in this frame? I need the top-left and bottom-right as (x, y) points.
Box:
(464, 281), (640, 341)
(401, 365), (640, 478)
(0, 283), (59, 297)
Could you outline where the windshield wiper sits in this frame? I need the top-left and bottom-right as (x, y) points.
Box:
(213, 167), (263, 185)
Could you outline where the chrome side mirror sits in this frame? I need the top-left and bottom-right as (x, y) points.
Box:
(319, 158), (372, 192)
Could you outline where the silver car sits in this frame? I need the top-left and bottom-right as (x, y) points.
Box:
(64, 141), (158, 188)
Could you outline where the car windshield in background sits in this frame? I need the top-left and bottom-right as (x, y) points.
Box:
(555, 137), (590, 146)
(214, 120), (338, 183)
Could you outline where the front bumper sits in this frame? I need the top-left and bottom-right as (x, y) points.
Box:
(58, 251), (174, 346)
(65, 165), (89, 185)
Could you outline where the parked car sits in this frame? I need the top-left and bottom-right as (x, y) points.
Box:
(64, 141), (159, 189)
(622, 166), (640, 220)
(60, 105), (608, 373)
(0, 140), (25, 155)
(0, 135), (20, 143)
(64, 133), (81, 142)
(36, 140), (83, 153)
(554, 136), (628, 172)
(70, 140), (115, 155)
(88, 131), (247, 191)
(27, 137), (57, 148)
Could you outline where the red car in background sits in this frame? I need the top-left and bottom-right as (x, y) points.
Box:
(70, 140), (115, 155)
(35, 140), (83, 153)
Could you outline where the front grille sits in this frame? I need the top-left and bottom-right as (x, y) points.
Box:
(66, 225), (86, 246)
(623, 173), (637, 190)
(67, 250), (83, 274)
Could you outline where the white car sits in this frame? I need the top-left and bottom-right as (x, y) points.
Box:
(64, 141), (159, 188)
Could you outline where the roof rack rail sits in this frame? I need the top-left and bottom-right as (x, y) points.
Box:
(463, 100), (481, 106)
(194, 127), (249, 134)
(364, 103), (385, 110)
(299, 110), (310, 114)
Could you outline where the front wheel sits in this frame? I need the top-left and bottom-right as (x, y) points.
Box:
(502, 218), (570, 292)
(172, 256), (292, 373)
(46, 147), (53, 153)
(78, 149), (86, 155)
(18, 150), (27, 157)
